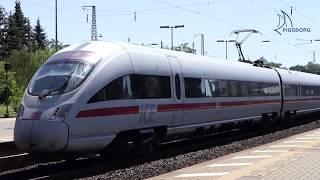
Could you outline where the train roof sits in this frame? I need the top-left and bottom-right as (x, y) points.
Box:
(275, 68), (320, 86)
(57, 41), (253, 68)
(57, 41), (320, 85)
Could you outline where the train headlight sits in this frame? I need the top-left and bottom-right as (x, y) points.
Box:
(50, 104), (72, 121)
(16, 104), (24, 121)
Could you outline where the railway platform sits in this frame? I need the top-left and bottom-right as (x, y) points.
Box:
(0, 118), (15, 143)
(150, 128), (320, 180)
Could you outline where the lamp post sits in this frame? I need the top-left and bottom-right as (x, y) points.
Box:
(294, 39), (320, 46)
(295, 39), (320, 63)
(217, 40), (236, 59)
(194, 34), (204, 56)
(160, 25), (184, 50)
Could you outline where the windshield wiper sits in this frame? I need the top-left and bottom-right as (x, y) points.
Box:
(57, 68), (76, 94)
(38, 68), (76, 101)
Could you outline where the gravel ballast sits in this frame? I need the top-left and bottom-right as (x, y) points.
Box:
(86, 121), (320, 180)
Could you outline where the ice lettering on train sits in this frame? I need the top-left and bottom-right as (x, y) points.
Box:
(140, 104), (157, 123)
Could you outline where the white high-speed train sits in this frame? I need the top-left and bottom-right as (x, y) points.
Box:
(14, 41), (320, 153)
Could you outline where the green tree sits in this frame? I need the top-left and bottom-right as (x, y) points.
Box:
(6, 49), (53, 90)
(32, 18), (47, 50)
(305, 62), (320, 74)
(0, 61), (23, 112)
(5, 1), (32, 52)
(289, 65), (308, 72)
(8, 71), (23, 112)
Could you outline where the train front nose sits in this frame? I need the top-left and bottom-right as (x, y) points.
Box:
(14, 119), (69, 152)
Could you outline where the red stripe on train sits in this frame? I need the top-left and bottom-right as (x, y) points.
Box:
(76, 98), (320, 118)
(77, 100), (281, 118)
(158, 102), (217, 112)
(158, 104), (184, 112)
(221, 99), (280, 107)
(284, 98), (320, 103)
(76, 106), (139, 118)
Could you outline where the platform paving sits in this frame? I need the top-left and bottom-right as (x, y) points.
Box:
(150, 128), (320, 180)
(0, 118), (15, 143)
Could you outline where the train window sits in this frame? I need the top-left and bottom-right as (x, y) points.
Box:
(261, 83), (280, 96)
(207, 79), (218, 96)
(184, 78), (205, 98)
(315, 86), (320, 96)
(123, 76), (133, 98)
(239, 81), (249, 97)
(88, 75), (132, 103)
(29, 61), (93, 96)
(131, 74), (171, 99)
(183, 78), (280, 98)
(229, 81), (240, 97)
(175, 74), (181, 100)
(284, 84), (298, 96)
(248, 82), (261, 96)
(247, 82), (280, 97)
(204, 80), (211, 97)
(217, 80), (228, 97)
(302, 86), (314, 96)
(301, 86), (320, 96)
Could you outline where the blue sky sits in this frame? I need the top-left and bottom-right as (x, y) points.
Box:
(2, 0), (320, 67)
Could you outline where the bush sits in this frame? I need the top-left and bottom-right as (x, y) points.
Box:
(2, 49), (53, 112)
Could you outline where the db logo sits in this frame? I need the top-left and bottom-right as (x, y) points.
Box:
(31, 112), (42, 120)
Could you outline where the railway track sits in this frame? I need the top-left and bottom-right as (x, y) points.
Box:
(0, 142), (22, 156)
(1, 116), (320, 179)
(0, 130), (246, 179)
(0, 141), (32, 173)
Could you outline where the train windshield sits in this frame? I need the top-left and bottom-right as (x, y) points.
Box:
(28, 60), (93, 96)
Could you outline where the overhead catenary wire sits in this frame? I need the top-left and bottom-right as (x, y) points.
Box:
(134, 0), (234, 13)
(153, 0), (309, 54)
(153, 0), (244, 29)
(12, 0), (312, 57)
(25, 0), (234, 15)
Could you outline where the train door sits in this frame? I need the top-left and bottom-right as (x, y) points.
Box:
(168, 56), (184, 126)
(130, 52), (173, 129)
